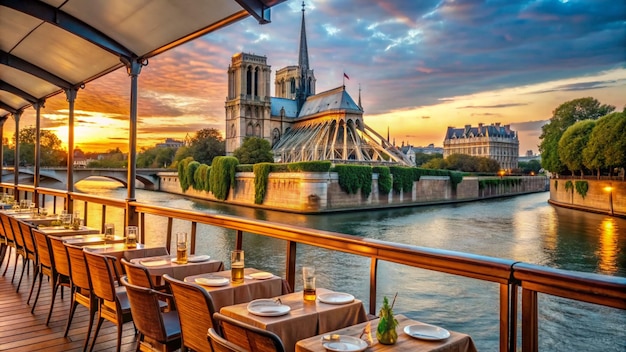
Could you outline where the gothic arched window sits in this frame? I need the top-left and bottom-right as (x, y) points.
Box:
(254, 67), (259, 97)
(246, 66), (252, 95)
(290, 78), (296, 94)
(246, 123), (253, 136)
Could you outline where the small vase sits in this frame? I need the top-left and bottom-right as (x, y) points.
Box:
(376, 296), (398, 345)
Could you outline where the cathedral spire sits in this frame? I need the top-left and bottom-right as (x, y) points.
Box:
(298, 2), (309, 79)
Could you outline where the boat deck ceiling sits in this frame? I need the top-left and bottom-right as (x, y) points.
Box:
(0, 0), (285, 118)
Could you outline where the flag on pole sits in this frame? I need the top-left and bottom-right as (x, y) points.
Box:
(343, 72), (350, 80)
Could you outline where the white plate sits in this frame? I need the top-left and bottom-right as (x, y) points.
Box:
(246, 299), (291, 316)
(188, 255), (211, 263)
(322, 336), (368, 352)
(140, 259), (168, 267)
(318, 292), (355, 305)
(404, 323), (450, 341)
(195, 277), (230, 286)
(249, 271), (274, 280)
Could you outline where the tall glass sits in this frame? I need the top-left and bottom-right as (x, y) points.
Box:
(303, 266), (316, 301)
(61, 213), (72, 229)
(104, 223), (115, 248)
(176, 232), (188, 264)
(230, 250), (245, 283)
(125, 226), (138, 248)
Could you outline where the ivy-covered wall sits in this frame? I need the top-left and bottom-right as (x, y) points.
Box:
(549, 178), (625, 216)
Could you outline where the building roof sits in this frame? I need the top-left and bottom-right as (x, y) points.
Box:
(0, 0), (286, 118)
(270, 97), (299, 118)
(445, 123), (518, 140)
(298, 86), (362, 118)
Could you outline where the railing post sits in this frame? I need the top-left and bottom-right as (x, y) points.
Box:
(521, 288), (538, 352)
(190, 222), (197, 255)
(285, 241), (297, 291)
(500, 283), (517, 352)
(369, 257), (378, 315)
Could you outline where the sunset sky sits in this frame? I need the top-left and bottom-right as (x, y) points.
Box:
(6, 0), (625, 155)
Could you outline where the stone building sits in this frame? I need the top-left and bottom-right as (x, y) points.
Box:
(224, 3), (410, 166)
(443, 123), (519, 170)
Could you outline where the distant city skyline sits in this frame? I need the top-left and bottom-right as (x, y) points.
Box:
(4, 0), (625, 156)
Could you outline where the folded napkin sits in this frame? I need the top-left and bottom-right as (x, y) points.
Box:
(195, 277), (229, 286)
(140, 259), (169, 267)
(249, 271), (274, 280)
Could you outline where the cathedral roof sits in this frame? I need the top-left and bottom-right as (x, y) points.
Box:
(270, 98), (299, 118)
(298, 86), (362, 118)
(445, 123), (518, 140)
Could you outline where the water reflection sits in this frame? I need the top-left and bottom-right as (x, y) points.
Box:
(597, 217), (620, 274)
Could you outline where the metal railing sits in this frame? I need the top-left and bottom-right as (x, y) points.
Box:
(3, 183), (625, 352)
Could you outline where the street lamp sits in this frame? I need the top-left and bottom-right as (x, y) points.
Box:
(604, 186), (614, 216)
(498, 170), (505, 179)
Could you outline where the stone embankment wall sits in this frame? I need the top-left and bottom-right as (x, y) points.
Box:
(158, 172), (547, 213)
(549, 178), (625, 217)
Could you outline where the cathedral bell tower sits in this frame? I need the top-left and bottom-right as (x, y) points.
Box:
(225, 53), (272, 155)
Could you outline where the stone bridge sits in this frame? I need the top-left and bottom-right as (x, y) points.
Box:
(1, 167), (165, 190)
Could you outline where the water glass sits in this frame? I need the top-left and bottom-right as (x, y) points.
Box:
(61, 213), (73, 229)
(125, 226), (138, 248)
(176, 232), (188, 264)
(230, 250), (245, 283)
(303, 266), (316, 301)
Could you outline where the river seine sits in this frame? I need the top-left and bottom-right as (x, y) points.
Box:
(75, 179), (625, 351)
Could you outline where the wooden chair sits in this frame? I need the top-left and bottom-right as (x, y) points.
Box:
(0, 213), (16, 277)
(49, 235), (72, 304)
(0, 213), (9, 273)
(1, 214), (24, 284)
(162, 274), (218, 352)
(84, 250), (133, 352)
(65, 243), (98, 351)
(18, 219), (39, 303)
(207, 328), (247, 352)
(31, 229), (71, 325)
(120, 258), (171, 309)
(10, 216), (36, 293)
(120, 276), (182, 352)
(213, 312), (286, 352)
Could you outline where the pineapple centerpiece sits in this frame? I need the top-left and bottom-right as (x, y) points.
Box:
(376, 295), (399, 345)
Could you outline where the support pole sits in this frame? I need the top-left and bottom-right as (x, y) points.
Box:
(34, 101), (43, 206)
(13, 110), (22, 188)
(0, 114), (8, 186)
(65, 87), (78, 213)
(123, 57), (145, 227)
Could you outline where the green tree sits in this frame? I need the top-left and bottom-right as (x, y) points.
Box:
(7, 127), (67, 166)
(558, 120), (595, 177)
(136, 146), (177, 168)
(414, 152), (443, 167)
(189, 128), (225, 165)
(421, 157), (447, 170)
(539, 97), (614, 175)
(583, 111), (626, 178)
(233, 137), (274, 164)
(518, 160), (542, 175)
(172, 146), (192, 168)
(87, 148), (126, 168)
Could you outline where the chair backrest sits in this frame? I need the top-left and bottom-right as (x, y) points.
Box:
(49, 235), (71, 278)
(1, 213), (15, 244)
(84, 250), (119, 302)
(32, 229), (54, 270)
(208, 328), (247, 352)
(9, 216), (24, 249)
(65, 244), (91, 291)
(163, 274), (217, 352)
(18, 220), (37, 256)
(120, 258), (155, 288)
(120, 276), (171, 343)
(213, 312), (286, 352)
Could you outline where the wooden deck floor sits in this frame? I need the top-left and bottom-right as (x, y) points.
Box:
(0, 250), (138, 352)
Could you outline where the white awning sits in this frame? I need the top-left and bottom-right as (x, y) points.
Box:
(0, 0), (286, 118)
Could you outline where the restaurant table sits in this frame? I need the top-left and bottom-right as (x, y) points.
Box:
(50, 234), (126, 246)
(185, 268), (283, 310)
(130, 255), (224, 281)
(9, 213), (58, 226)
(83, 242), (161, 274)
(295, 314), (478, 352)
(220, 288), (368, 352)
(36, 225), (100, 236)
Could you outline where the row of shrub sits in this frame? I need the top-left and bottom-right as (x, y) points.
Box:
(478, 178), (523, 190)
(177, 159), (463, 204)
(562, 180), (589, 199)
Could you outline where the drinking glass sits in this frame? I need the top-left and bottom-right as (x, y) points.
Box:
(230, 250), (244, 283)
(125, 226), (138, 248)
(176, 232), (188, 264)
(61, 213), (72, 229)
(39, 207), (48, 217)
(104, 223), (115, 248)
(303, 266), (316, 301)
